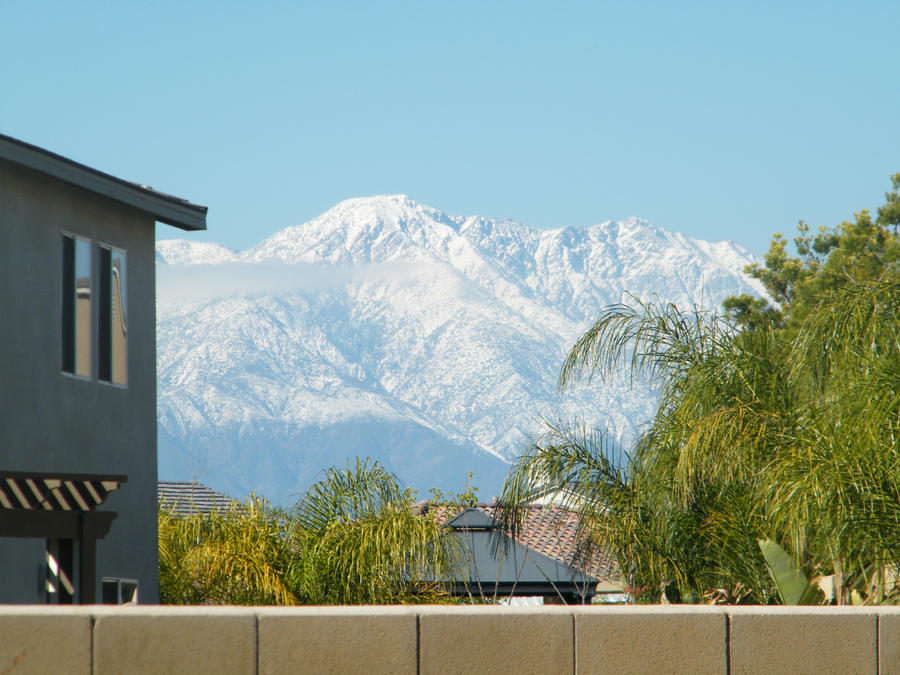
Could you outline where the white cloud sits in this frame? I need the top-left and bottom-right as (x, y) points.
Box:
(156, 261), (440, 305)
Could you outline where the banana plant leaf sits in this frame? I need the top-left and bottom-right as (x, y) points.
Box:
(758, 538), (823, 605)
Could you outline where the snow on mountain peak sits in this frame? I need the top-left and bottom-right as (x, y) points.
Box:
(308, 194), (444, 231)
(236, 194), (463, 265)
(156, 196), (767, 502)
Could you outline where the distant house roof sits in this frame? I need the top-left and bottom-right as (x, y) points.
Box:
(0, 132), (207, 231)
(421, 502), (618, 581)
(158, 481), (237, 517)
(419, 502), (620, 602)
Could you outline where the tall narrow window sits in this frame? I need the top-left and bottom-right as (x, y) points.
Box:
(98, 245), (127, 385)
(61, 234), (91, 377)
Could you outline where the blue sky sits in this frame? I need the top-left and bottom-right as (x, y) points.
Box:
(3, 2), (898, 255)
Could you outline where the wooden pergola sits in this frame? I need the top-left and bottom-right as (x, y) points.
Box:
(0, 471), (126, 604)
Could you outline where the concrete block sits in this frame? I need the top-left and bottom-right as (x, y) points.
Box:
(419, 607), (573, 675)
(0, 612), (91, 675)
(258, 608), (417, 674)
(575, 607), (726, 674)
(93, 609), (256, 674)
(877, 611), (900, 675)
(730, 608), (876, 674)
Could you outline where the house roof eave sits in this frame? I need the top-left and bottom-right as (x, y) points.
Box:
(0, 133), (207, 231)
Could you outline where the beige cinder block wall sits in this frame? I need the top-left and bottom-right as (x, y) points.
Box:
(2, 605), (896, 674)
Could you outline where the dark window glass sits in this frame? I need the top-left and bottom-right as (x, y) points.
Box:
(98, 245), (127, 384)
(46, 538), (74, 604)
(61, 236), (75, 373)
(61, 234), (91, 376)
(102, 579), (118, 604)
(98, 246), (111, 382)
(110, 249), (127, 384)
(101, 578), (138, 604)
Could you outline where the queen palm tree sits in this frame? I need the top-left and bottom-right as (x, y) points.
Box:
(159, 459), (458, 605)
(286, 458), (458, 604)
(766, 278), (900, 603)
(500, 272), (900, 604)
(501, 298), (785, 602)
(158, 496), (296, 605)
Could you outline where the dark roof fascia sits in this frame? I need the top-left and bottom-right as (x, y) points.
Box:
(447, 581), (597, 599)
(0, 133), (207, 231)
(445, 507), (498, 531)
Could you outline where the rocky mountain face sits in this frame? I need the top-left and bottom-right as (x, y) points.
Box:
(156, 195), (765, 503)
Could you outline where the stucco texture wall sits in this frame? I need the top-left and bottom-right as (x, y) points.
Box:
(0, 158), (159, 602)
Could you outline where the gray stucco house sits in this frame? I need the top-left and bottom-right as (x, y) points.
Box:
(0, 133), (206, 603)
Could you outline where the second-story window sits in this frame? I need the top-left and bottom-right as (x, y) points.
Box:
(98, 245), (127, 385)
(61, 234), (91, 377)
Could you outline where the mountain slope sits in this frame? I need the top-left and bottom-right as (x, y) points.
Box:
(156, 195), (765, 502)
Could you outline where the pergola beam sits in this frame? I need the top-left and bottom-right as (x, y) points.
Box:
(0, 471), (125, 603)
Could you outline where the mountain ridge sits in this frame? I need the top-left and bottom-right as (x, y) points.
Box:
(156, 195), (765, 502)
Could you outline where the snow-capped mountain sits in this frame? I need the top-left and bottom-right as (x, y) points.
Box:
(156, 195), (765, 503)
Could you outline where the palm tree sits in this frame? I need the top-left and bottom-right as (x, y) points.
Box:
(159, 459), (459, 605)
(158, 496), (296, 605)
(766, 278), (900, 603)
(503, 266), (900, 603)
(501, 276), (900, 604)
(286, 458), (458, 604)
(501, 298), (783, 602)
